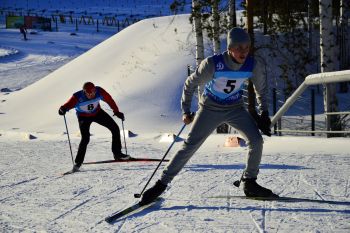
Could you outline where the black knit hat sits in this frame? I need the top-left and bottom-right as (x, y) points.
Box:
(227, 27), (251, 49)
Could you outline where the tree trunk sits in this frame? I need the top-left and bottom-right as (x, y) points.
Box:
(339, 0), (349, 92)
(246, 0), (256, 115)
(262, 0), (268, 34)
(308, 0), (314, 57)
(228, 0), (237, 28)
(192, 0), (205, 111)
(213, 0), (227, 133)
(212, 0), (221, 54)
(319, 0), (341, 137)
(192, 0), (204, 66)
(340, 1), (350, 65)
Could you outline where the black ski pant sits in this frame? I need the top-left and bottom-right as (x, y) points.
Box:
(75, 109), (121, 166)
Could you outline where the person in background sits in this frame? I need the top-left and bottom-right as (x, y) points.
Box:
(140, 27), (276, 205)
(19, 24), (28, 41)
(58, 82), (129, 172)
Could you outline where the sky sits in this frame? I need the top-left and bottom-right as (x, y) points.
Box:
(0, 1), (349, 232)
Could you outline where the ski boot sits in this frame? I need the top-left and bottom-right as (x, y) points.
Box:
(140, 180), (167, 205)
(242, 178), (278, 198)
(114, 152), (131, 160)
(72, 164), (81, 172)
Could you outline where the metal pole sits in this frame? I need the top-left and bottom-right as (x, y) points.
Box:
(273, 88), (277, 135)
(311, 89), (315, 136)
(121, 120), (128, 155)
(63, 115), (74, 165)
(134, 123), (186, 198)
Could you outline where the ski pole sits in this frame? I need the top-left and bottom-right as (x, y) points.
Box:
(121, 120), (128, 155)
(134, 123), (187, 198)
(63, 115), (74, 165)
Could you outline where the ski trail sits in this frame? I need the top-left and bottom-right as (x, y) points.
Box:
(0, 189), (28, 203)
(114, 219), (128, 232)
(345, 178), (349, 197)
(249, 209), (267, 233)
(52, 199), (91, 221)
(87, 185), (125, 207)
(3, 224), (38, 233)
(0, 176), (39, 189)
(314, 189), (326, 201)
(160, 15), (176, 36)
(0, 171), (9, 176)
(135, 222), (161, 232)
(226, 195), (231, 213)
(72, 186), (93, 199)
(300, 175), (325, 200)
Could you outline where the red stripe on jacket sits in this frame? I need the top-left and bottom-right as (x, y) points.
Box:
(61, 87), (119, 117)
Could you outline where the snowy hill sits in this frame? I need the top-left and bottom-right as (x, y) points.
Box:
(0, 15), (195, 136)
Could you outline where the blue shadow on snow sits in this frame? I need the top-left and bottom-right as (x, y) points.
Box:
(185, 163), (309, 172)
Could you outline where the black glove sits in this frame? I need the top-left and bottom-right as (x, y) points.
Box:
(259, 110), (271, 136)
(114, 111), (125, 121)
(182, 112), (195, 125)
(58, 106), (66, 115)
(249, 110), (271, 137)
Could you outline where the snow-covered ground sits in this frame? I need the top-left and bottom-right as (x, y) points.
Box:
(0, 6), (349, 233)
(1, 135), (349, 232)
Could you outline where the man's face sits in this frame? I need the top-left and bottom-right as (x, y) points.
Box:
(228, 43), (250, 64)
(84, 87), (96, 99)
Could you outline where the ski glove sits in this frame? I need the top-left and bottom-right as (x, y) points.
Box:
(114, 111), (125, 121)
(182, 112), (195, 125)
(249, 110), (271, 137)
(259, 111), (272, 137)
(58, 107), (66, 115)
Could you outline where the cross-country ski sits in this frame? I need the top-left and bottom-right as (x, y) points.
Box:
(105, 198), (162, 224)
(83, 157), (169, 165)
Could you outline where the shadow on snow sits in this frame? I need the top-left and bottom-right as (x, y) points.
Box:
(185, 163), (309, 171)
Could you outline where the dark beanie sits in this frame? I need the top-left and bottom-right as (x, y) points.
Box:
(83, 82), (95, 93)
(227, 27), (251, 49)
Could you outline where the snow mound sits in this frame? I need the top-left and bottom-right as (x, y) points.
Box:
(223, 136), (247, 147)
(22, 133), (37, 140)
(120, 129), (137, 138)
(159, 133), (183, 143)
(0, 46), (19, 58)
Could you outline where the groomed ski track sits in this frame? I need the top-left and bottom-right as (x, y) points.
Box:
(0, 136), (349, 232)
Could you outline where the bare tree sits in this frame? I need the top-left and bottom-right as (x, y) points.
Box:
(212, 0), (221, 54)
(319, 0), (341, 136)
(340, 0), (350, 68)
(192, 0), (204, 66)
(307, 0), (314, 57)
(339, 0), (350, 92)
(191, 0), (206, 112)
(246, 0), (256, 115)
(228, 0), (237, 28)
